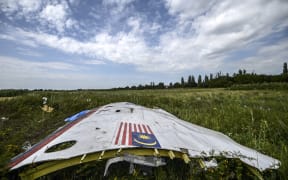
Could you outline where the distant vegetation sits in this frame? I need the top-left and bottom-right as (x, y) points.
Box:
(0, 88), (287, 179)
(115, 62), (288, 90)
(0, 89), (29, 97)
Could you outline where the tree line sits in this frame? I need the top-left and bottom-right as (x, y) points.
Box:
(116, 62), (288, 90)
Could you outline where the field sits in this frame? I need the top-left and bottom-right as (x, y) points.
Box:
(0, 88), (287, 179)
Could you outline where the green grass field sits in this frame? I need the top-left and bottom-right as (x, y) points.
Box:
(0, 88), (287, 179)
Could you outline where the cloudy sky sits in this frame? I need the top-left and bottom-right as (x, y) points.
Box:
(0, 0), (288, 89)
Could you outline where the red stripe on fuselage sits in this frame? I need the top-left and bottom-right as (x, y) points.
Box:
(114, 122), (123, 145)
(146, 125), (153, 134)
(142, 124), (148, 133)
(128, 123), (132, 145)
(138, 124), (142, 133)
(121, 122), (127, 145)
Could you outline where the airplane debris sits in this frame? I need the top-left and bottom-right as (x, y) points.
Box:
(9, 102), (280, 179)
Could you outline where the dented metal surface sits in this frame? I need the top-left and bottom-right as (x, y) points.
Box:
(9, 102), (280, 172)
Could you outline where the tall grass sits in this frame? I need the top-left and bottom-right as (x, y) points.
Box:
(0, 89), (287, 179)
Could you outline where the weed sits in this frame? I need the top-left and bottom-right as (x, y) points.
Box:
(0, 89), (287, 179)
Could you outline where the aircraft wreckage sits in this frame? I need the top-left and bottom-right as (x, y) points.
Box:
(9, 102), (280, 179)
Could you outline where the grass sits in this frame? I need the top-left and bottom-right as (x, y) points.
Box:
(0, 97), (15, 101)
(0, 88), (287, 179)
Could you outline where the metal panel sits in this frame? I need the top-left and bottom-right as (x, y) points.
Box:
(9, 102), (280, 178)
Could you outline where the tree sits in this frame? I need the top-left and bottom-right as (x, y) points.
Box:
(197, 75), (202, 87)
(210, 73), (213, 80)
(158, 82), (165, 89)
(238, 69), (243, 75)
(283, 62), (288, 74)
(137, 84), (144, 90)
(174, 82), (181, 88)
(191, 76), (197, 87)
(204, 75), (209, 87)
(181, 77), (185, 87)
(151, 82), (155, 89)
(188, 75), (192, 87)
(216, 71), (222, 78)
(131, 86), (137, 90)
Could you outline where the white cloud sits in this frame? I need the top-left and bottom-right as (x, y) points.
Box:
(40, 3), (68, 32)
(0, 56), (83, 88)
(0, 56), (76, 74)
(149, 22), (161, 33)
(0, 56), (76, 88)
(0, 56), (136, 89)
(103, 0), (135, 8)
(0, 0), (43, 24)
(164, 0), (216, 21)
(127, 17), (141, 33)
(0, 29), (38, 47)
(0, 0), (18, 13)
(0, 0), (78, 33)
(18, 0), (41, 14)
(1, 0), (288, 75)
(160, 0), (288, 71)
(0, 0), (41, 14)
(103, 0), (135, 15)
(68, 0), (81, 6)
(83, 60), (106, 65)
(10, 29), (149, 65)
(16, 47), (42, 57)
(0, 33), (16, 41)
(234, 40), (288, 74)
(65, 18), (77, 29)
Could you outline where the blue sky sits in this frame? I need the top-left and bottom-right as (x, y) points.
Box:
(0, 0), (288, 89)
